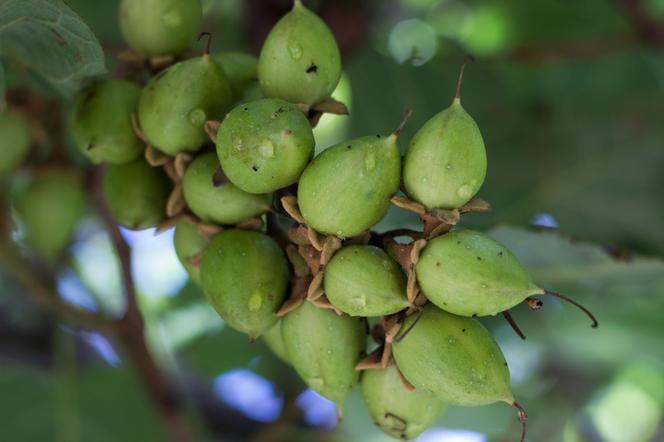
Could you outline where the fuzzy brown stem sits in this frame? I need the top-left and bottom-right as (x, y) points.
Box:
(454, 55), (475, 101)
(512, 401), (528, 442)
(502, 310), (526, 340)
(542, 289), (598, 328)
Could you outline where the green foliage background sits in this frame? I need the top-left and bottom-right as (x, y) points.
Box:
(1, 0), (663, 441)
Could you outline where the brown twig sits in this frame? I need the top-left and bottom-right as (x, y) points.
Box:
(89, 166), (196, 442)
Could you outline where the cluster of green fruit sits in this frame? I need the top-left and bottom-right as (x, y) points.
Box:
(0, 1), (598, 440)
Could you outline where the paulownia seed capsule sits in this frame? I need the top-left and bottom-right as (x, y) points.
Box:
(200, 229), (289, 339)
(281, 301), (365, 408)
(324, 245), (409, 316)
(173, 217), (210, 285)
(182, 153), (272, 225)
(0, 110), (31, 175)
(361, 364), (447, 440)
(258, 0), (341, 106)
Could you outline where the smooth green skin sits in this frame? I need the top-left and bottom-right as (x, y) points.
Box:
(281, 301), (365, 405)
(324, 245), (409, 317)
(216, 99), (315, 194)
(173, 218), (209, 285)
(200, 230), (289, 339)
(392, 304), (513, 407)
(417, 230), (543, 317)
(297, 134), (401, 237)
(404, 99), (487, 209)
(182, 153), (272, 224)
(361, 365), (447, 440)
(138, 56), (233, 155)
(70, 80), (143, 164)
(213, 51), (259, 100)
(103, 159), (171, 230)
(258, 0), (341, 106)
(119, 0), (202, 57)
(15, 170), (86, 260)
(0, 111), (31, 175)
(262, 320), (289, 364)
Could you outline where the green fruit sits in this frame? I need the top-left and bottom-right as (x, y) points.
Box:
(0, 110), (31, 175)
(403, 66), (486, 209)
(200, 229), (289, 338)
(15, 170), (86, 259)
(281, 301), (365, 406)
(182, 153), (272, 224)
(216, 99), (315, 194)
(213, 51), (259, 100)
(104, 159), (171, 230)
(119, 0), (202, 57)
(70, 80), (144, 164)
(416, 230), (542, 317)
(297, 132), (401, 237)
(173, 218), (209, 285)
(324, 245), (409, 316)
(361, 364), (447, 440)
(258, 0), (341, 106)
(262, 320), (289, 363)
(392, 304), (514, 407)
(138, 55), (233, 155)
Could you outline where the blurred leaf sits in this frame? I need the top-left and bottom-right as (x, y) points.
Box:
(0, 60), (5, 111)
(0, 0), (106, 97)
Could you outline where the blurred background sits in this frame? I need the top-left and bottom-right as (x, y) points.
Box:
(1, 0), (664, 441)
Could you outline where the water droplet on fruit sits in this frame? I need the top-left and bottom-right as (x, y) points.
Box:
(351, 296), (367, 309)
(162, 10), (182, 27)
(188, 109), (207, 126)
(446, 163), (453, 170)
(233, 138), (243, 151)
(258, 140), (275, 158)
(288, 42), (303, 60)
(248, 290), (263, 311)
(481, 283), (487, 289)
(364, 153), (376, 172)
(457, 184), (473, 200)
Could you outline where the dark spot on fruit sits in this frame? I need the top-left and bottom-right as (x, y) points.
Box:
(436, 262), (440, 267)
(498, 251), (503, 257)
(472, 313), (477, 317)
(457, 241), (461, 245)
(306, 63), (318, 74)
(251, 165), (259, 172)
(476, 256), (482, 261)
(284, 129), (293, 135)
(376, 134), (381, 138)
(50, 28), (66, 46)
(347, 145), (352, 149)
(462, 328), (466, 332)
(443, 302), (447, 305)
(243, 107), (249, 111)
(87, 143), (96, 151)
(504, 362), (508, 366)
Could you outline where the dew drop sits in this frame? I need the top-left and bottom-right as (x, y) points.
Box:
(162, 10), (182, 27)
(188, 109), (207, 126)
(351, 296), (367, 309)
(248, 290), (263, 311)
(233, 138), (244, 151)
(481, 283), (488, 289)
(457, 184), (474, 200)
(288, 42), (303, 60)
(446, 163), (453, 170)
(259, 140), (275, 158)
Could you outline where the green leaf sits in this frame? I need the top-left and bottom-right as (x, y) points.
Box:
(0, 0), (106, 97)
(0, 60), (5, 111)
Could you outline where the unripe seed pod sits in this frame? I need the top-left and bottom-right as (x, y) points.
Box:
(70, 80), (143, 164)
(216, 99), (315, 194)
(281, 301), (365, 406)
(361, 364), (447, 440)
(297, 133), (401, 237)
(0, 110), (31, 175)
(403, 61), (486, 209)
(119, 0), (202, 57)
(416, 230), (543, 317)
(213, 51), (259, 101)
(103, 159), (171, 230)
(258, 0), (341, 106)
(173, 218), (209, 285)
(200, 229), (289, 339)
(324, 245), (409, 316)
(262, 319), (289, 363)
(182, 153), (272, 225)
(15, 170), (86, 260)
(393, 304), (514, 407)
(138, 55), (232, 155)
